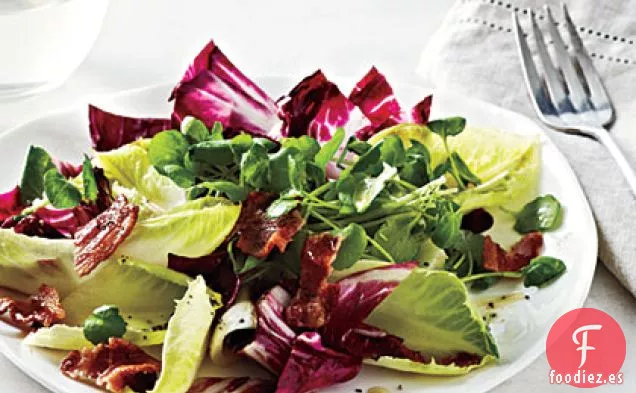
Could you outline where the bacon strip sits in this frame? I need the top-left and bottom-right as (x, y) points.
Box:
(483, 232), (543, 272)
(285, 233), (341, 329)
(61, 338), (160, 393)
(0, 285), (65, 331)
(235, 192), (305, 259)
(74, 195), (139, 277)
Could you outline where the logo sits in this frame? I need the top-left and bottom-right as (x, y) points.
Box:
(546, 308), (626, 387)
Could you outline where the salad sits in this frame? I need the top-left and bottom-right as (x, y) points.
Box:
(0, 40), (567, 393)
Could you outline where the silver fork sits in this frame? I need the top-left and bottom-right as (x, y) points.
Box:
(513, 4), (636, 194)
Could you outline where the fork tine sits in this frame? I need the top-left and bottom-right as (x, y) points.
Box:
(543, 6), (591, 112)
(562, 3), (613, 123)
(529, 10), (575, 114)
(512, 13), (559, 118)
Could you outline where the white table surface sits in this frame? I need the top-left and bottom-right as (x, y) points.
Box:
(0, 1), (634, 392)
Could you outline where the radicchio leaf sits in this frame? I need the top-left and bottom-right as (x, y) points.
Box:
(323, 263), (417, 356)
(89, 105), (172, 152)
(349, 67), (432, 139)
(277, 71), (364, 142)
(241, 286), (295, 375)
(0, 186), (23, 222)
(34, 205), (99, 238)
(187, 377), (274, 393)
(52, 158), (83, 179)
(276, 332), (361, 393)
(171, 41), (280, 138)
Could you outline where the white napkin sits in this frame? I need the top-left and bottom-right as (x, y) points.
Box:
(417, 0), (636, 297)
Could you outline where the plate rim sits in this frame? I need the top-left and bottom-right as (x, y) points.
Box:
(0, 80), (599, 393)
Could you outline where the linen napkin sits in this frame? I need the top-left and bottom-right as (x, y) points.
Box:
(417, 0), (636, 296)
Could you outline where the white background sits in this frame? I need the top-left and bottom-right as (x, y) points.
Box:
(0, 0), (634, 392)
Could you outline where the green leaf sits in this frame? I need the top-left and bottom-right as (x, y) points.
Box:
(148, 130), (189, 168)
(43, 169), (82, 208)
(275, 230), (308, 276)
(118, 197), (241, 265)
(349, 143), (383, 176)
(181, 117), (210, 143)
(233, 255), (264, 275)
(306, 161), (326, 187)
(0, 228), (79, 296)
(24, 325), (166, 350)
(427, 117), (467, 139)
(281, 136), (320, 160)
(158, 165), (195, 188)
(339, 163), (397, 213)
(315, 127), (345, 168)
(253, 137), (277, 151)
(431, 202), (463, 249)
(209, 121), (224, 140)
(380, 135), (407, 167)
(83, 305), (127, 345)
(229, 134), (254, 162)
(19, 146), (55, 205)
(189, 140), (236, 167)
(372, 214), (426, 262)
(514, 194), (563, 234)
(96, 144), (186, 210)
(266, 198), (299, 218)
(443, 231), (484, 278)
(347, 140), (372, 156)
(287, 154), (307, 192)
(268, 148), (302, 193)
(189, 181), (248, 202)
(240, 143), (270, 189)
(522, 256), (566, 287)
(62, 256), (221, 328)
(470, 276), (499, 291)
(451, 152), (481, 185)
(399, 159), (429, 188)
(81, 156), (98, 201)
(365, 269), (499, 358)
(332, 223), (367, 270)
(432, 159), (452, 179)
(399, 141), (433, 187)
(150, 276), (218, 393)
(367, 355), (495, 376)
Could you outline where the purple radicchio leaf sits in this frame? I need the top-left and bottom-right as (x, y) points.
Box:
(0, 186), (24, 222)
(89, 105), (172, 152)
(52, 158), (83, 179)
(322, 262), (436, 363)
(349, 67), (433, 139)
(241, 286), (296, 375)
(277, 70), (367, 142)
(170, 41), (280, 138)
(187, 377), (274, 393)
(276, 332), (361, 393)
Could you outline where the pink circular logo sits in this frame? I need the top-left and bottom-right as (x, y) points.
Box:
(546, 308), (626, 387)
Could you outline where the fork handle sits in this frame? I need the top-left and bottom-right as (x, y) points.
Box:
(581, 126), (636, 195)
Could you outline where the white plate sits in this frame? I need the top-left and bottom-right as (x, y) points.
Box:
(0, 79), (597, 393)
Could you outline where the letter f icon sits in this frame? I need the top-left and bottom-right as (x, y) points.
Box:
(572, 324), (602, 368)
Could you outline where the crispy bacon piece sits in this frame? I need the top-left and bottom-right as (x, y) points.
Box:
(235, 192), (305, 259)
(60, 338), (160, 393)
(0, 284), (65, 331)
(483, 232), (543, 272)
(74, 195), (139, 277)
(285, 233), (342, 329)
